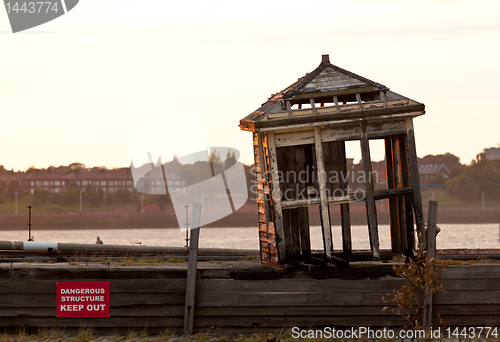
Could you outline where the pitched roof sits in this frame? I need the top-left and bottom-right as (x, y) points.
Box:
(282, 54), (388, 100)
(240, 55), (425, 132)
(418, 164), (450, 176)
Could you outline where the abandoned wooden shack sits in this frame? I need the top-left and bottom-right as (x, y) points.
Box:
(240, 55), (426, 268)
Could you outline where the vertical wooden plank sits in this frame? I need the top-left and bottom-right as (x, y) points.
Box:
(184, 203), (201, 335)
(294, 146), (311, 257)
(257, 133), (273, 264)
(380, 91), (388, 108)
(360, 122), (380, 260)
(298, 207), (311, 256)
(405, 118), (425, 250)
(426, 201), (438, 258)
(385, 138), (401, 252)
(267, 131), (287, 263)
(393, 137), (407, 252)
(356, 93), (364, 110)
(398, 135), (415, 254)
(338, 141), (351, 256)
(286, 101), (293, 118)
(313, 127), (333, 261)
(310, 98), (318, 116)
(333, 96), (340, 112)
(423, 200), (438, 328)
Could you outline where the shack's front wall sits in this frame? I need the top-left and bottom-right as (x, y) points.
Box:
(1, 263), (500, 330)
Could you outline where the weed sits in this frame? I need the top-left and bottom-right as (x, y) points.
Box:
(386, 250), (447, 329)
(73, 327), (94, 342)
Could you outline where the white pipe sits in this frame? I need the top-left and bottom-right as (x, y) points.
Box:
(0, 240), (259, 256)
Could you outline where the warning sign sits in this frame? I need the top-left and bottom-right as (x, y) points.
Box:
(56, 282), (110, 318)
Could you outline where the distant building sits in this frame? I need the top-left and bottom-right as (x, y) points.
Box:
(418, 164), (450, 185)
(484, 147), (500, 160)
(0, 167), (185, 195)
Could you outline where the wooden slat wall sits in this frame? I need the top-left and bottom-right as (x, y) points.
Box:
(254, 132), (279, 266)
(1, 265), (500, 329)
(434, 265), (500, 326)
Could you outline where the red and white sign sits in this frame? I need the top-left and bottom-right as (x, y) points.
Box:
(56, 282), (110, 318)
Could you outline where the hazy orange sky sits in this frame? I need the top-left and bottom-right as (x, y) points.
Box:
(1, 0), (499, 171)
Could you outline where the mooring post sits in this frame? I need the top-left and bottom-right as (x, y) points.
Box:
(27, 205), (33, 241)
(184, 203), (201, 335)
(423, 200), (438, 329)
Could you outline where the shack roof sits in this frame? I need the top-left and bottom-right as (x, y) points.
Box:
(240, 55), (425, 132)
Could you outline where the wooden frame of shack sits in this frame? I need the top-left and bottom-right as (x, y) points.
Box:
(240, 55), (426, 268)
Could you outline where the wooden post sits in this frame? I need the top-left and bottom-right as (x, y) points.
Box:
(267, 131), (287, 263)
(184, 203), (202, 335)
(339, 141), (351, 256)
(423, 200), (438, 329)
(398, 135), (415, 254)
(405, 118), (425, 250)
(360, 122), (380, 259)
(314, 127), (333, 261)
(257, 133), (275, 264)
(384, 138), (400, 252)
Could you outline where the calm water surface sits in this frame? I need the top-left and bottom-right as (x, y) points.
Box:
(2, 224), (499, 250)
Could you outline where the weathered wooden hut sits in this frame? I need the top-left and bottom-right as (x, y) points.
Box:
(240, 55), (426, 268)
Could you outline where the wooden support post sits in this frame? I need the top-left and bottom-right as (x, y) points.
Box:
(398, 135), (415, 254)
(360, 122), (380, 259)
(380, 91), (388, 108)
(423, 200), (438, 329)
(256, 133), (275, 264)
(310, 98), (318, 116)
(333, 96), (340, 112)
(184, 203), (202, 335)
(314, 127), (333, 261)
(356, 93), (364, 110)
(405, 118), (425, 250)
(286, 101), (293, 118)
(339, 141), (351, 256)
(385, 138), (401, 252)
(267, 131), (287, 263)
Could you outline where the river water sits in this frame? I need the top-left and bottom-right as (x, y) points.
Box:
(1, 224), (499, 250)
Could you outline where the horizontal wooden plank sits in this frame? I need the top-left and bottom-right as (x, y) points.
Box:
(274, 130), (314, 147)
(196, 278), (405, 293)
(434, 291), (500, 305)
(434, 304), (500, 316)
(196, 292), (387, 307)
(193, 315), (407, 328)
(321, 125), (361, 143)
(254, 103), (425, 130)
(0, 304), (185, 318)
(374, 187), (413, 201)
(436, 315), (500, 326)
(442, 278), (500, 291)
(0, 268), (188, 280)
(0, 279), (186, 294)
(366, 120), (406, 138)
(0, 317), (184, 328)
(194, 305), (398, 317)
(441, 266), (500, 279)
(0, 293), (185, 308)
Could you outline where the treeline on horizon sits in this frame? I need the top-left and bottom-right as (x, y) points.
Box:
(0, 150), (499, 210)
(0, 150), (252, 210)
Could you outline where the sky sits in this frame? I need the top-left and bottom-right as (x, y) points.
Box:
(1, 0), (499, 172)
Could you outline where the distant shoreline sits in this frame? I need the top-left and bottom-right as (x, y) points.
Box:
(0, 206), (498, 231)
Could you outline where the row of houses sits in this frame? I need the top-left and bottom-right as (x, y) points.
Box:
(0, 166), (186, 195)
(0, 155), (473, 196)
